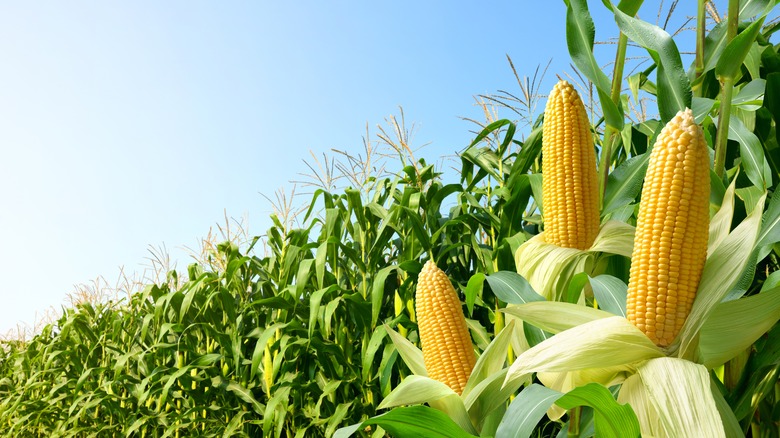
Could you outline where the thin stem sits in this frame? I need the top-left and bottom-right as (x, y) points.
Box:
(714, 76), (735, 177)
(727, 0), (739, 40)
(694, 0), (706, 94)
(599, 32), (628, 204)
(568, 406), (581, 437)
(714, 0), (739, 177)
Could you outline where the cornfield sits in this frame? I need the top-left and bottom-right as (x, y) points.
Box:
(2, 0), (780, 437)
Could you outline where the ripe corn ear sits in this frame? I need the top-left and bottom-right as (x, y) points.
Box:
(626, 108), (710, 348)
(542, 80), (600, 250)
(416, 260), (476, 395)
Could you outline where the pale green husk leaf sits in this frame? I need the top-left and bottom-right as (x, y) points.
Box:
(515, 233), (590, 300)
(589, 220), (635, 258)
(636, 358), (725, 438)
(708, 178), (737, 257)
(515, 221), (634, 301)
(617, 374), (664, 437)
(501, 301), (613, 334)
(504, 316), (663, 388)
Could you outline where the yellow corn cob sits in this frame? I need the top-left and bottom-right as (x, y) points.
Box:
(542, 80), (600, 250)
(416, 260), (476, 395)
(626, 108), (710, 348)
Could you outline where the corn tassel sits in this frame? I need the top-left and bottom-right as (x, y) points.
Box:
(626, 108), (710, 347)
(416, 260), (476, 395)
(542, 80), (600, 250)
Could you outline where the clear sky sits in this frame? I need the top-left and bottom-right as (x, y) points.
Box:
(0, 1), (702, 334)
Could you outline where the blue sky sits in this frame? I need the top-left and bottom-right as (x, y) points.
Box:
(0, 2), (702, 334)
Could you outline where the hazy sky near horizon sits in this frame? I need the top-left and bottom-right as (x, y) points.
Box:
(0, 2), (700, 334)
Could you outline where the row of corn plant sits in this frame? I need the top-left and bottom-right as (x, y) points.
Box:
(0, 106), (540, 436)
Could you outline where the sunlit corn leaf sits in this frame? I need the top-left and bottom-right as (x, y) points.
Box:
(384, 324), (427, 376)
(462, 320), (516, 398)
(633, 358), (725, 438)
(732, 78), (766, 109)
(377, 374), (476, 434)
(698, 285), (780, 369)
(372, 266), (398, 328)
(502, 301), (613, 334)
(463, 273), (485, 316)
(692, 97), (716, 123)
(538, 365), (631, 397)
(429, 395), (479, 435)
(376, 375), (455, 409)
(737, 186), (766, 216)
(504, 317), (663, 389)
(588, 275), (627, 317)
(333, 405), (478, 438)
(677, 193), (766, 359)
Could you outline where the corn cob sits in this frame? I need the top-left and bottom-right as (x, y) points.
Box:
(542, 80), (600, 250)
(626, 108), (710, 348)
(416, 260), (476, 395)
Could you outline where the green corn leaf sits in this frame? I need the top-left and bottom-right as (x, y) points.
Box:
(757, 188), (780, 248)
(377, 375), (459, 410)
(678, 193), (766, 359)
(485, 271), (544, 305)
(602, 152), (650, 216)
(495, 383), (565, 438)
(699, 285), (780, 368)
(463, 273), (485, 316)
(555, 383), (641, 438)
(728, 115), (767, 189)
(716, 15), (768, 80)
(334, 405), (478, 438)
(589, 275), (628, 317)
(372, 266), (398, 328)
(565, 0), (624, 130)
(611, 6), (691, 122)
